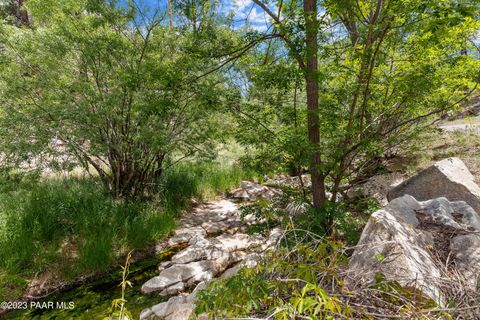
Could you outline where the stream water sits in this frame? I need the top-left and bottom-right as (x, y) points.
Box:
(3, 252), (174, 320)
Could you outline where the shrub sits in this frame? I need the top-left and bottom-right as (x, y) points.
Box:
(195, 269), (271, 317)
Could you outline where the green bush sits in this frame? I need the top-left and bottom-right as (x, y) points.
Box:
(195, 238), (351, 319)
(237, 187), (377, 245)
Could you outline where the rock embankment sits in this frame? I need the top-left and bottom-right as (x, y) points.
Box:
(388, 157), (480, 213)
(349, 158), (480, 305)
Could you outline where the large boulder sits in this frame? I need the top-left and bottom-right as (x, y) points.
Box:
(140, 295), (195, 320)
(388, 157), (480, 213)
(140, 281), (210, 320)
(348, 195), (480, 305)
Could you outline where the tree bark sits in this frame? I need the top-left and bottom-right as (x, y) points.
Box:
(168, 0), (174, 30)
(303, 0), (327, 210)
(17, 0), (29, 26)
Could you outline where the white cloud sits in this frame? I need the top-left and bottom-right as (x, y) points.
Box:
(233, 0), (253, 12)
(219, 0), (274, 32)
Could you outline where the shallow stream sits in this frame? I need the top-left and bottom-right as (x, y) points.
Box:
(3, 253), (172, 319)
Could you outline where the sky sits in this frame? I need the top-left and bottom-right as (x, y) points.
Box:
(132, 0), (275, 31)
(221, 0), (273, 31)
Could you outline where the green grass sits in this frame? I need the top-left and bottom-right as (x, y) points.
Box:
(161, 161), (260, 214)
(391, 129), (480, 178)
(0, 177), (175, 297)
(0, 161), (259, 301)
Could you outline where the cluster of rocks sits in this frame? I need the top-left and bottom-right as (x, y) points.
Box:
(229, 176), (315, 202)
(348, 157), (480, 305)
(140, 198), (283, 320)
(387, 157), (480, 213)
(265, 174), (312, 189)
(139, 156), (480, 318)
(229, 181), (281, 201)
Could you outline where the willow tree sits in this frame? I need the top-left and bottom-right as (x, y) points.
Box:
(0, 0), (233, 198)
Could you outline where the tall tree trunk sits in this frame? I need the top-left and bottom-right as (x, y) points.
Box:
(168, 0), (174, 29)
(303, 0), (327, 211)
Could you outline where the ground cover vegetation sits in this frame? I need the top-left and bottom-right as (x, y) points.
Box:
(0, 0), (479, 318)
(0, 161), (256, 302)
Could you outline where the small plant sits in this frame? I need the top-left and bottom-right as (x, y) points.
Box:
(105, 250), (134, 320)
(240, 196), (287, 235)
(276, 282), (348, 320)
(239, 187), (307, 235)
(195, 268), (271, 318)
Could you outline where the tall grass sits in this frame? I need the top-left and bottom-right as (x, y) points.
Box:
(160, 161), (259, 214)
(0, 161), (259, 301)
(0, 178), (175, 274)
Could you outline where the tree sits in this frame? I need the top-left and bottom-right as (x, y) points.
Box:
(228, 0), (480, 230)
(0, 0), (234, 198)
(249, 0), (328, 211)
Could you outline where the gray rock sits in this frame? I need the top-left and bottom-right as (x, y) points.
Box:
(168, 227), (207, 246)
(160, 281), (185, 296)
(215, 233), (253, 252)
(348, 194), (480, 305)
(220, 253), (263, 279)
(186, 281), (208, 304)
(140, 295), (194, 320)
(220, 263), (243, 279)
(171, 239), (227, 265)
(141, 261), (216, 294)
(229, 188), (250, 200)
(158, 261), (172, 272)
(201, 220), (240, 234)
(262, 227), (283, 251)
(164, 302), (195, 320)
(229, 181), (281, 201)
(388, 158), (480, 213)
(450, 234), (480, 283)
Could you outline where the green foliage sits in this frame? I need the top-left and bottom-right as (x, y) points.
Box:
(195, 269), (271, 317)
(0, 0), (239, 198)
(240, 189), (377, 244)
(0, 273), (29, 303)
(105, 250), (134, 320)
(0, 176), (174, 301)
(161, 161), (259, 214)
(277, 282), (348, 320)
(195, 233), (455, 319)
(239, 192), (292, 235)
(231, 0), (480, 216)
(0, 160), (255, 302)
(196, 237), (352, 319)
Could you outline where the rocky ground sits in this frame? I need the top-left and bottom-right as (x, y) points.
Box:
(139, 184), (283, 320)
(348, 157), (480, 310)
(139, 157), (480, 319)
